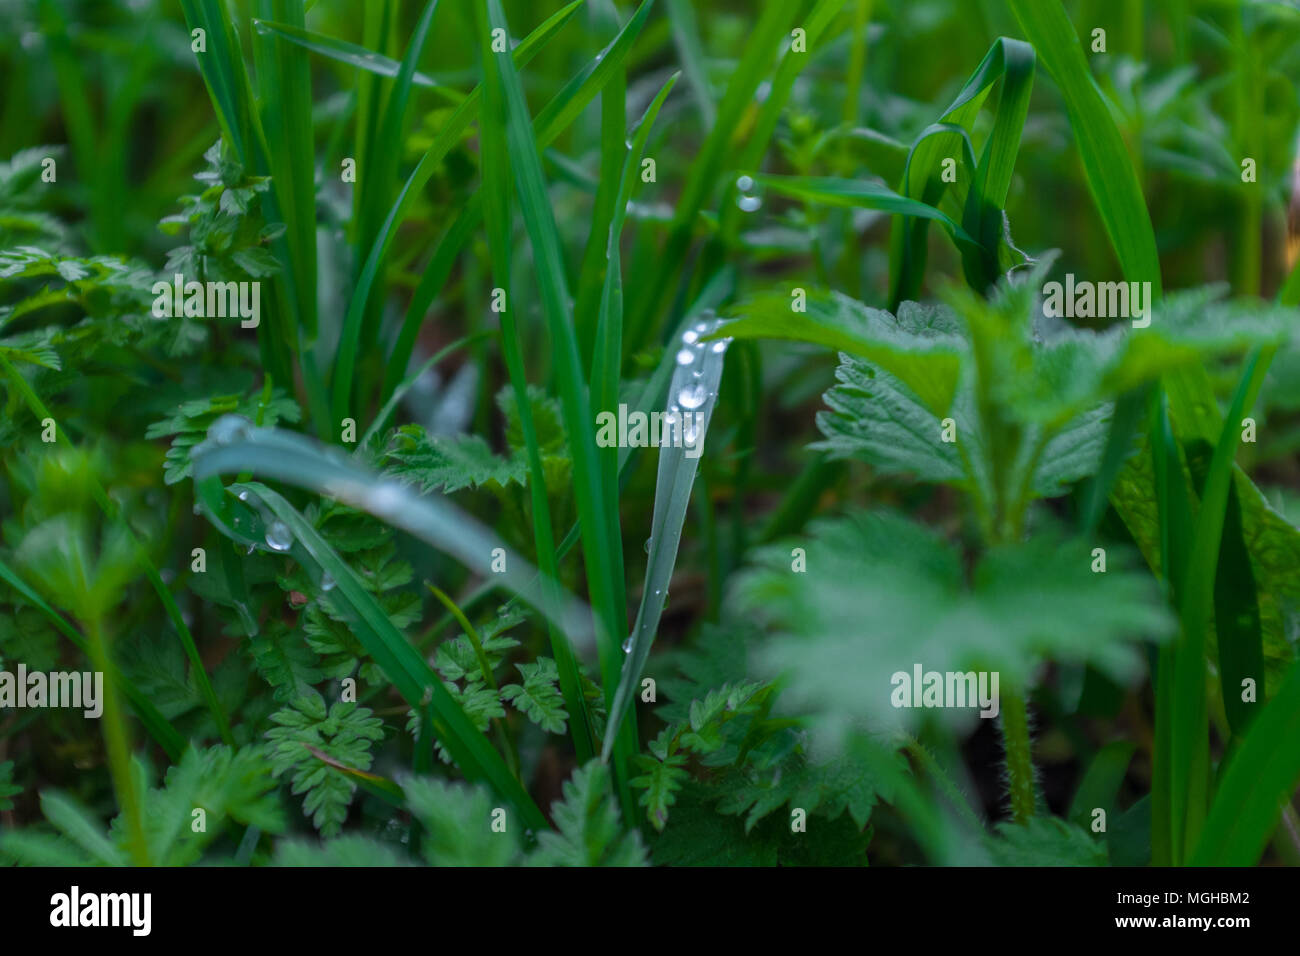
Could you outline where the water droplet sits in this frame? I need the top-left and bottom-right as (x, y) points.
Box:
(737, 194), (762, 213)
(192, 504), (201, 516)
(246, 544), (256, 555)
(711, 337), (731, 353)
(683, 419), (700, 444)
(207, 413), (253, 445)
(621, 637), (632, 654)
(693, 320), (709, 333)
(265, 520), (293, 552)
(237, 490), (249, 501)
(682, 329), (699, 345)
(676, 348), (696, 366)
(736, 175), (755, 192)
(678, 384), (707, 409)
(321, 572), (336, 592)
(644, 537), (652, 553)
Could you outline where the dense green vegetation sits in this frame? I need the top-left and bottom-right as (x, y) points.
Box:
(1, 0), (1298, 867)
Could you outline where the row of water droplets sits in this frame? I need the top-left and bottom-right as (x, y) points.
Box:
(623, 313), (733, 655)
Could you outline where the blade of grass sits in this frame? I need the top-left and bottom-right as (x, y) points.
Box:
(1190, 657), (1300, 865)
(190, 426), (597, 655)
(476, 11), (594, 764)
(196, 477), (545, 829)
(592, 74), (680, 761)
(249, 18), (462, 100)
(480, 0), (645, 822)
(1171, 346), (1274, 862)
(603, 315), (728, 761)
(381, 0), (654, 404)
(574, 0), (630, 372)
(331, 0), (584, 433)
(628, 0), (802, 351)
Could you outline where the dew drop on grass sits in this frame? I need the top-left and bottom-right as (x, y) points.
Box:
(321, 572), (336, 592)
(711, 337), (732, 353)
(736, 175), (755, 192)
(678, 383), (707, 409)
(644, 537), (652, 553)
(265, 520), (293, 552)
(207, 413), (253, 446)
(676, 348), (695, 366)
(737, 194), (762, 213)
(621, 637), (632, 654)
(237, 490), (249, 501)
(682, 329), (699, 345)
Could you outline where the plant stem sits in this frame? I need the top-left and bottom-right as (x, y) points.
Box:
(85, 615), (150, 865)
(1000, 686), (1035, 824)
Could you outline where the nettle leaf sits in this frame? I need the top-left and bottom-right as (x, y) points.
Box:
(403, 776), (518, 866)
(724, 291), (964, 416)
(265, 691), (385, 837)
(985, 817), (1108, 866)
(732, 510), (1175, 745)
(384, 424), (525, 493)
(1111, 438), (1300, 694)
(146, 387), (300, 484)
(500, 657), (568, 734)
(529, 761), (648, 867)
(808, 277), (1291, 514)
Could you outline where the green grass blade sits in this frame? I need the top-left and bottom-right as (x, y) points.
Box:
(380, 0), (651, 404)
(573, 0), (630, 371)
(1171, 347), (1274, 862)
(603, 317), (728, 761)
(591, 74), (679, 762)
(190, 425), (596, 655)
(1005, 0), (1161, 295)
(1190, 657), (1300, 865)
(253, 1), (319, 340)
(331, 0), (583, 432)
(249, 18), (461, 100)
(190, 472), (544, 828)
(480, 0), (643, 821)
(476, 9), (594, 763)
(628, 0), (801, 349)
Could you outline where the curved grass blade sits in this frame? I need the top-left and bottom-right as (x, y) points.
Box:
(602, 319), (730, 762)
(250, 18), (462, 102)
(755, 173), (983, 256)
(190, 426), (596, 656)
(192, 476), (545, 829)
(890, 37), (1035, 304)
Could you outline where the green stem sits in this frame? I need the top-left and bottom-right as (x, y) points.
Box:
(1000, 686), (1035, 824)
(85, 615), (150, 865)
